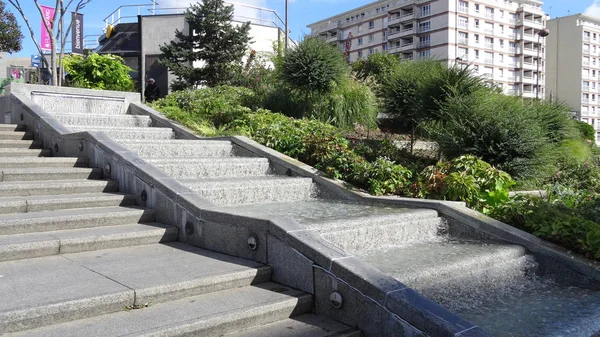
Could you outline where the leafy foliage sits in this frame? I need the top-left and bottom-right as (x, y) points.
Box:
(0, 1), (22, 53)
(352, 52), (401, 84)
(63, 54), (135, 91)
(422, 89), (581, 179)
(279, 37), (347, 117)
(159, 0), (251, 89)
(576, 120), (596, 142)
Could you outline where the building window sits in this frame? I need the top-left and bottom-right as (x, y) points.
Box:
(369, 20), (374, 29)
(369, 48), (375, 55)
(383, 31), (388, 41)
(484, 51), (494, 64)
(419, 35), (431, 48)
(459, 32), (468, 45)
(485, 37), (494, 49)
(419, 50), (430, 58)
(376, 8), (380, 13)
(358, 37), (363, 45)
(498, 68), (504, 77)
(458, 1), (468, 13)
(474, 34), (480, 44)
(419, 21), (431, 33)
(459, 16), (468, 29)
(383, 44), (388, 51)
(420, 5), (430, 17)
(358, 50), (363, 58)
(499, 39), (505, 48)
(474, 4), (480, 13)
(485, 7), (494, 19)
(369, 35), (374, 43)
(474, 19), (480, 29)
(358, 24), (363, 33)
(458, 47), (468, 58)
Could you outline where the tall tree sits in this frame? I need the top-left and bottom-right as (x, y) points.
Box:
(0, 0), (23, 53)
(159, 0), (252, 89)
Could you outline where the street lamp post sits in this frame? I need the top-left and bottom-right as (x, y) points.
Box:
(284, 0), (288, 51)
(536, 28), (550, 99)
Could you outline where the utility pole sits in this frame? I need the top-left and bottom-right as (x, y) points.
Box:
(284, 0), (288, 50)
(536, 28), (549, 99)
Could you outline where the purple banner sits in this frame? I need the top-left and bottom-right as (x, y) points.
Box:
(40, 5), (54, 51)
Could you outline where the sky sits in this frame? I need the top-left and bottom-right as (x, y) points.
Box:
(6, 0), (600, 58)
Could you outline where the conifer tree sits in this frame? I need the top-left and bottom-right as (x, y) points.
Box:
(159, 0), (252, 89)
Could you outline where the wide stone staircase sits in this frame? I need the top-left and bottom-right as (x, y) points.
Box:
(22, 93), (600, 336)
(0, 124), (359, 336)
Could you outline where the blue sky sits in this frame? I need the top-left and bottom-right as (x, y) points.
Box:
(7, 0), (600, 58)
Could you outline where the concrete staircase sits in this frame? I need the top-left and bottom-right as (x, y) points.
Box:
(0, 124), (359, 336)
(26, 93), (600, 336)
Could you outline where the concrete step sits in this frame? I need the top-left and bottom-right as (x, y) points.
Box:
(181, 176), (317, 206)
(118, 139), (235, 158)
(223, 314), (361, 337)
(0, 156), (88, 168)
(0, 192), (136, 214)
(0, 148), (52, 157)
(66, 126), (175, 140)
(305, 211), (443, 253)
(0, 179), (119, 197)
(146, 157), (271, 179)
(357, 239), (528, 288)
(0, 243), (272, 333)
(5, 282), (310, 337)
(0, 222), (178, 262)
(0, 130), (33, 140)
(234, 200), (437, 226)
(52, 113), (152, 128)
(0, 124), (27, 132)
(0, 139), (42, 149)
(0, 205), (155, 235)
(31, 93), (126, 115)
(0, 167), (102, 181)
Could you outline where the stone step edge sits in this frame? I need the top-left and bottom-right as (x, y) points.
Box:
(0, 192), (136, 214)
(4, 282), (310, 336)
(0, 222), (179, 262)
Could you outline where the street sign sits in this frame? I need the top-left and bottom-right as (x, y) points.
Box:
(31, 55), (42, 68)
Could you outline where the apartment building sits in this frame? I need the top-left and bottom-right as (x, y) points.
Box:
(546, 14), (600, 144)
(307, 0), (548, 98)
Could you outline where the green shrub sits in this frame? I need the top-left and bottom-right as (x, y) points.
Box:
(63, 53), (135, 91)
(576, 120), (596, 142)
(152, 86), (256, 126)
(414, 155), (515, 211)
(424, 90), (553, 179)
(311, 77), (378, 129)
(280, 37), (348, 117)
(352, 52), (401, 84)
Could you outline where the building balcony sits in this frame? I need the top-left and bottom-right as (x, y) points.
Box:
(522, 90), (537, 98)
(388, 16), (402, 27)
(583, 98), (590, 104)
(522, 75), (537, 84)
(315, 21), (341, 34)
(458, 38), (469, 45)
(509, 47), (517, 53)
(399, 27), (416, 37)
(523, 18), (544, 29)
(584, 61), (590, 66)
(484, 58), (494, 65)
(584, 49), (591, 55)
(584, 36), (591, 42)
(583, 86), (590, 92)
(458, 7), (468, 14)
(418, 40), (430, 48)
(400, 12), (415, 22)
(521, 33), (538, 42)
(401, 41), (416, 51)
(484, 28), (494, 34)
(485, 13), (494, 20)
(388, 0), (414, 12)
(485, 43), (494, 49)
(326, 35), (340, 43)
(523, 47), (541, 57)
(522, 61), (538, 70)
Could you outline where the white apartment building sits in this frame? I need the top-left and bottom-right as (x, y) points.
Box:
(307, 0), (547, 98)
(546, 14), (600, 144)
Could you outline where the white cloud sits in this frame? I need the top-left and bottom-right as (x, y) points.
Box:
(584, 0), (600, 17)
